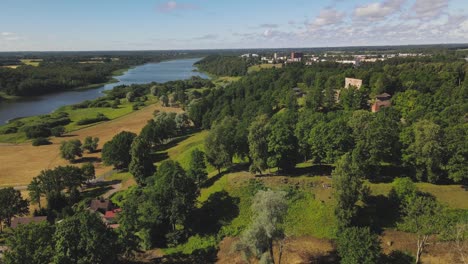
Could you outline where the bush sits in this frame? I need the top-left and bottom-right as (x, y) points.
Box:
(0, 126), (18, 134)
(51, 126), (66, 137)
(22, 125), (51, 139)
(76, 113), (109, 125)
(32, 137), (51, 146)
(132, 102), (145, 110)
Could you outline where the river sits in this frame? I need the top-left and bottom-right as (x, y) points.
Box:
(0, 58), (207, 124)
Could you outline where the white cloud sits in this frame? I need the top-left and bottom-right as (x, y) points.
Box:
(309, 8), (345, 31)
(157, 1), (197, 13)
(410, 0), (449, 19)
(354, 0), (406, 21)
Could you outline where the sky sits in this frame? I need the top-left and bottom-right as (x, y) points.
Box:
(0, 0), (467, 51)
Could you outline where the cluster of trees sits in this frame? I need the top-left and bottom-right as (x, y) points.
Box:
(27, 164), (95, 216)
(3, 211), (121, 264)
(60, 136), (99, 162)
(195, 55), (255, 76)
(190, 58), (467, 183)
(0, 62), (125, 96)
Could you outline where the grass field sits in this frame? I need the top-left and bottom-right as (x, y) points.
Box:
(248, 63), (283, 73)
(0, 103), (182, 187)
(20, 59), (42, 67)
(0, 97), (157, 144)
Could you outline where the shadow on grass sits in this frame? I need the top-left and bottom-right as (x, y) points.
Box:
(152, 152), (169, 163)
(355, 195), (399, 234)
(81, 185), (113, 200)
(151, 247), (218, 264)
(306, 249), (339, 264)
(190, 190), (240, 235)
(75, 157), (101, 164)
(202, 163), (249, 189)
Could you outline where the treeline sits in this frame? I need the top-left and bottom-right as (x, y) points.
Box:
(188, 58), (467, 183)
(0, 62), (125, 96)
(195, 55), (255, 76)
(0, 53), (198, 97)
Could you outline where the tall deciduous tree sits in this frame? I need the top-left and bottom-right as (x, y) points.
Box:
(129, 136), (156, 185)
(102, 131), (137, 169)
(28, 177), (43, 209)
(187, 149), (208, 187)
(398, 194), (444, 264)
(336, 227), (382, 264)
(0, 188), (29, 231)
(53, 211), (121, 264)
(59, 139), (82, 162)
(332, 153), (363, 229)
(205, 117), (237, 174)
(267, 110), (299, 172)
(248, 114), (270, 174)
(238, 190), (288, 264)
(401, 120), (444, 183)
(4, 222), (55, 264)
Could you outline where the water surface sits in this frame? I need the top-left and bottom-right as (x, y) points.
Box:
(0, 58), (207, 123)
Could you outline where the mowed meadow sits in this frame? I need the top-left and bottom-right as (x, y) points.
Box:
(0, 103), (182, 187)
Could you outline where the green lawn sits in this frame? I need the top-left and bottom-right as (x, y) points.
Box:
(248, 63), (283, 73)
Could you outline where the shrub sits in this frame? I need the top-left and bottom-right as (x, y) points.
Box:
(32, 137), (51, 146)
(76, 113), (109, 125)
(22, 125), (51, 139)
(0, 126), (18, 134)
(51, 126), (66, 137)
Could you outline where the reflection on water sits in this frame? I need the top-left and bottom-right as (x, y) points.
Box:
(0, 58), (207, 123)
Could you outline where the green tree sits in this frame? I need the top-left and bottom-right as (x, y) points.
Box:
(102, 131), (137, 169)
(336, 227), (382, 264)
(27, 177), (43, 209)
(129, 136), (156, 185)
(332, 153), (363, 228)
(389, 177), (417, 204)
(175, 112), (191, 134)
(126, 91), (135, 102)
(151, 160), (198, 233)
(401, 120), (444, 183)
(0, 188), (29, 231)
(59, 139), (82, 162)
(444, 124), (468, 183)
(205, 117), (237, 174)
(398, 194), (444, 264)
(81, 163), (96, 183)
(4, 222), (55, 264)
(248, 114), (270, 174)
(51, 126), (65, 137)
(238, 190), (288, 264)
(53, 211), (121, 264)
(267, 110), (298, 172)
(187, 149), (208, 187)
(82, 136), (99, 153)
(160, 94), (169, 107)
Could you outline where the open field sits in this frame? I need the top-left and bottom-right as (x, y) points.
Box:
(20, 59), (42, 66)
(0, 103), (182, 187)
(1, 65), (20, 69)
(248, 63), (283, 73)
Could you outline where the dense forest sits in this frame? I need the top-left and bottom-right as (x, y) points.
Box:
(0, 52), (199, 96)
(187, 57), (467, 184)
(195, 55), (257, 76)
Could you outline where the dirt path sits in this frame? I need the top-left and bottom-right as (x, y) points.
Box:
(0, 104), (182, 187)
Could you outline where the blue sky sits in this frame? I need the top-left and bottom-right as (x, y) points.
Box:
(0, 0), (467, 51)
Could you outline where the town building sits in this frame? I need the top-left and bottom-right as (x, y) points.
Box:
(11, 216), (47, 229)
(345, 78), (363, 89)
(371, 93), (392, 112)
